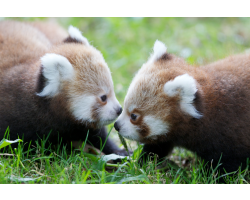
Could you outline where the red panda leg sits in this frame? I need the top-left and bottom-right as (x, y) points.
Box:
(138, 142), (174, 166)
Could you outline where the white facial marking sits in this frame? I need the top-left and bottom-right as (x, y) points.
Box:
(128, 104), (136, 113)
(70, 95), (96, 122)
(37, 53), (74, 97)
(68, 25), (89, 46)
(147, 40), (167, 64)
(100, 93), (121, 124)
(116, 112), (140, 141)
(144, 116), (169, 138)
(164, 74), (202, 118)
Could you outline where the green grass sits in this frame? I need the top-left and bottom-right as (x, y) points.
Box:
(2, 17), (250, 183)
(1, 127), (250, 184)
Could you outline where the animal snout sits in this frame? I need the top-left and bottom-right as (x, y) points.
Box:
(116, 107), (122, 116)
(114, 121), (120, 132)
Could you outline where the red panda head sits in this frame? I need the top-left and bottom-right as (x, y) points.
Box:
(37, 26), (122, 128)
(115, 40), (203, 143)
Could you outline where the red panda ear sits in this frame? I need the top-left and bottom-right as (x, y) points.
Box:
(164, 74), (202, 119)
(147, 40), (167, 64)
(64, 25), (90, 45)
(37, 53), (74, 98)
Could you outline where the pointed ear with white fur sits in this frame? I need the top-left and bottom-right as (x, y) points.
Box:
(64, 25), (90, 45)
(147, 40), (167, 64)
(37, 53), (74, 98)
(164, 74), (202, 118)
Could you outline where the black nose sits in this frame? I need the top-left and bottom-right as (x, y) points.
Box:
(116, 107), (123, 115)
(114, 122), (120, 132)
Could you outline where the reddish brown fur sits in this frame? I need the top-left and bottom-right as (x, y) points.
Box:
(29, 21), (68, 45)
(123, 52), (250, 173)
(0, 20), (127, 156)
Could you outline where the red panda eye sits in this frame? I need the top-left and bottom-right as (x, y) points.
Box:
(131, 113), (137, 121)
(100, 95), (107, 102)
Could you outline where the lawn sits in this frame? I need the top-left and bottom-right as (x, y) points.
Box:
(1, 17), (250, 183)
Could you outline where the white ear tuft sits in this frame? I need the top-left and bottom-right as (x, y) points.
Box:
(37, 53), (74, 97)
(147, 40), (167, 64)
(164, 74), (202, 118)
(68, 25), (89, 45)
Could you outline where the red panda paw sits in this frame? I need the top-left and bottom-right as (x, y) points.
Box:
(110, 149), (132, 164)
(113, 148), (132, 157)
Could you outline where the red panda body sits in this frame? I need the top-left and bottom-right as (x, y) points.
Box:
(115, 40), (250, 172)
(0, 21), (126, 156)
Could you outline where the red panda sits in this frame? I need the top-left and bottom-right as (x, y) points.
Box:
(114, 40), (250, 172)
(0, 20), (127, 156)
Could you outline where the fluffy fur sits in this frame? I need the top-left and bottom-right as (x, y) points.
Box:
(68, 25), (89, 45)
(38, 53), (74, 97)
(0, 20), (127, 156)
(70, 95), (96, 122)
(147, 40), (167, 64)
(164, 74), (202, 118)
(115, 39), (250, 173)
(144, 116), (169, 138)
